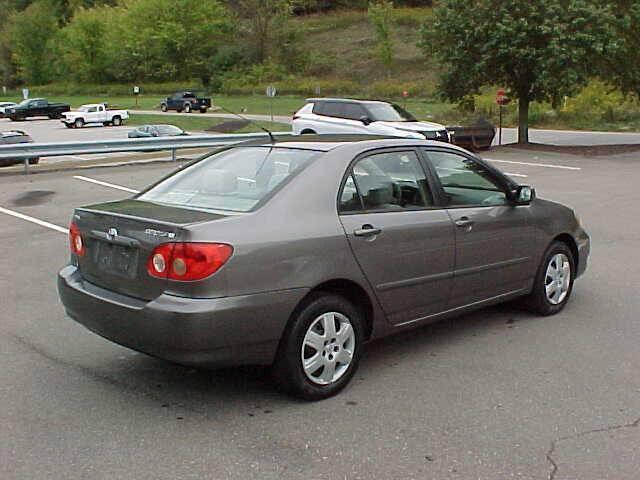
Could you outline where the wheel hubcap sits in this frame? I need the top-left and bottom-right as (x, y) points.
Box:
(301, 312), (356, 385)
(544, 253), (571, 305)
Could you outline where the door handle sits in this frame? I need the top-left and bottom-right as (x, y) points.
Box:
(354, 224), (382, 237)
(455, 217), (474, 228)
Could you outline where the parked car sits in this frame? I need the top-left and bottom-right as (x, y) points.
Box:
(61, 104), (129, 128)
(5, 98), (70, 121)
(160, 91), (211, 113)
(293, 98), (450, 142)
(127, 124), (188, 138)
(447, 117), (496, 151)
(0, 130), (39, 166)
(0, 102), (17, 118)
(58, 136), (590, 400)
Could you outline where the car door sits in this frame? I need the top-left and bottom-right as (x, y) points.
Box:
(422, 148), (536, 307)
(339, 148), (456, 325)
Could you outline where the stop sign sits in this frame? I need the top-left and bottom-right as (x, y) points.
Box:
(496, 88), (507, 105)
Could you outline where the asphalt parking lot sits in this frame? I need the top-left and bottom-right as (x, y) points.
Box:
(1, 147), (639, 480)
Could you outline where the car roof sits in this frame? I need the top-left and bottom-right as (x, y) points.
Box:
(236, 134), (467, 153)
(305, 97), (391, 106)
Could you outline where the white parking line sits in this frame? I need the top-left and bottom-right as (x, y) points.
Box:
(0, 206), (68, 234)
(73, 175), (140, 194)
(504, 172), (528, 178)
(485, 158), (581, 171)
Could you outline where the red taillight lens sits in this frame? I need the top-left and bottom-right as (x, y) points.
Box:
(69, 222), (85, 257)
(147, 243), (233, 281)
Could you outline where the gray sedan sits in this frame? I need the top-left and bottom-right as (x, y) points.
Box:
(58, 136), (590, 400)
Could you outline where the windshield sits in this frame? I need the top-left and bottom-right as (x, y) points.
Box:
(366, 103), (417, 122)
(78, 105), (91, 112)
(138, 147), (319, 212)
(15, 99), (32, 107)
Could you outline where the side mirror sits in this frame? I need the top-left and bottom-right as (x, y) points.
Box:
(359, 115), (372, 126)
(511, 185), (535, 205)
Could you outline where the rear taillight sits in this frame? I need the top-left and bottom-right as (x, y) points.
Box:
(147, 243), (233, 281)
(69, 222), (85, 257)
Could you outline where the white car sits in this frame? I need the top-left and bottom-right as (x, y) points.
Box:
(0, 102), (17, 118)
(61, 103), (129, 128)
(292, 98), (450, 142)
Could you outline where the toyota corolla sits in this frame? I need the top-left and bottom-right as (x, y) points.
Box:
(58, 136), (590, 400)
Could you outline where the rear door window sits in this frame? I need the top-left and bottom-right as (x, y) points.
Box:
(339, 150), (433, 213)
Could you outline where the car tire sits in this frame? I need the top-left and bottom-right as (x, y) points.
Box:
(28, 157), (39, 165)
(112, 116), (122, 127)
(272, 293), (364, 401)
(200, 108), (207, 114)
(183, 103), (192, 113)
(74, 118), (84, 129)
(161, 103), (168, 112)
(523, 241), (575, 316)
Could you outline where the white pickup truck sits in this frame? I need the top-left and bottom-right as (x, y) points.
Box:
(61, 104), (129, 128)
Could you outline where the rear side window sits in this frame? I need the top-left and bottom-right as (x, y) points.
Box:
(138, 147), (318, 213)
(313, 102), (344, 118)
(339, 150), (432, 213)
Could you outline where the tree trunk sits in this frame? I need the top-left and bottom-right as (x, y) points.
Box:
(518, 95), (529, 144)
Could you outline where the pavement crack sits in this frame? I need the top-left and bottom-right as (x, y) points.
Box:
(546, 415), (640, 480)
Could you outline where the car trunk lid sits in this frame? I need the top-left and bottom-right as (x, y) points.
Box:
(73, 199), (227, 300)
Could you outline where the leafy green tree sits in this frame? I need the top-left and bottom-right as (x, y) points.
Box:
(599, 1), (640, 98)
(229, 0), (293, 64)
(58, 5), (116, 82)
(420, 0), (614, 143)
(10, 0), (60, 84)
(115, 0), (233, 82)
(368, 0), (394, 74)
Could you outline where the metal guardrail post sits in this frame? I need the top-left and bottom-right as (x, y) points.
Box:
(171, 148), (176, 162)
(23, 157), (28, 175)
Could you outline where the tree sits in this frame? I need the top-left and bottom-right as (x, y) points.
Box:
(229, 0), (293, 64)
(115, 0), (233, 82)
(420, 0), (614, 143)
(58, 6), (116, 82)
(368, 0), (394, 74)
(599, 1), (640, 98)
(9, 0), (60, 84)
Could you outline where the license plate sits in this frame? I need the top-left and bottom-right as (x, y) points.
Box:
(94, 241), (138, 278)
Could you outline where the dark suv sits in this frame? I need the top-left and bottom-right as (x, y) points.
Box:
(160, 91), (211, 113)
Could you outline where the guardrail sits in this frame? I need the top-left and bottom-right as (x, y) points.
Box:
(0, 132), (293, 174)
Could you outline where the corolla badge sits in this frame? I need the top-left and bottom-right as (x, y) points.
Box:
(144, 228), (176, 239)
(107, 228), (118, 240)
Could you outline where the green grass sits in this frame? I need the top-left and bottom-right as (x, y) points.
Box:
(127, 113), (289, 134)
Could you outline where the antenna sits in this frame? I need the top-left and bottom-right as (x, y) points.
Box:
(218, 106), (276, 143)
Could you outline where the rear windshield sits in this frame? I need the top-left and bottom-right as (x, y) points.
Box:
(138, 147), (319, 212)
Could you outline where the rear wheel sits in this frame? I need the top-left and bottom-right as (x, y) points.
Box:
(28, 157), (39, 165)
(183, 103), (192, 113)
(112, 116), (122, 126)
(272, 294), (363, 400)
(523, 241), (575, 315)
(200, 107), (207, 113)
(74, 118), (84, 129)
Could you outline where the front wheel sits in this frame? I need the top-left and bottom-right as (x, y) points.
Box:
(112, 116), (122, 126)
(199, 108), (207, 114)
(183, 103), (192, 113)
(523, 241), (575, 315)
(74, 118), (84, 129)
(160, 103), (168, 112)
(272, 294), (363, 400)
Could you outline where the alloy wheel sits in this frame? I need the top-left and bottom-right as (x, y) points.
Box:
(545, 253), (571, 305)
(301, 312), (356, 385)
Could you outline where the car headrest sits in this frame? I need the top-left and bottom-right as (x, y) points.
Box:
(200, 169), (237, 195)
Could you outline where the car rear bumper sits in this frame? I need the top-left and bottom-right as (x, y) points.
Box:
(58, 265), (309, 367)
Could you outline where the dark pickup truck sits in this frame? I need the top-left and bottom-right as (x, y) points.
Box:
(160, 91), (211, 113)
(6, 98), (71, 121)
